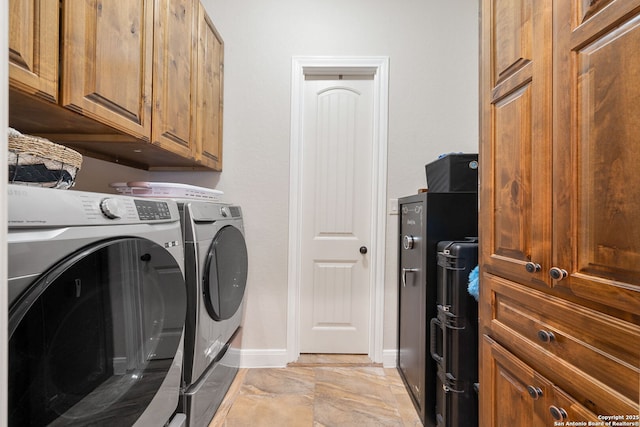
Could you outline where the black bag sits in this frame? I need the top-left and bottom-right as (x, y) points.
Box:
(425, 154), (478, 192)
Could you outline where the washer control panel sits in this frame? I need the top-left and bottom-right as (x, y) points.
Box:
(134, 200), (172, 221)
(8, 184), (179, 227)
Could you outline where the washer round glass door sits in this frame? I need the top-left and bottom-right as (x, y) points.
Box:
(8, 237), (186, 426)
(203, 225), (248, 321)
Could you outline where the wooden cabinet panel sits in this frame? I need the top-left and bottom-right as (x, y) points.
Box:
(194, 2), (223, 170)
(151, 0), (197, 160)
(9, 0), (58, 102)
(492, 0), (532, 84)
(491, 84), (534, 266)
(554, 0), (640, 314)
(61, 0), (153, 140)
(480, 0), (553, 288)
(576, 22), (640, 278)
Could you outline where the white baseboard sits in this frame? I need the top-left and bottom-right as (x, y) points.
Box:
(239, 349), (289, 368)
(382, 349), (397, 368)
(239, 348), (398, 369)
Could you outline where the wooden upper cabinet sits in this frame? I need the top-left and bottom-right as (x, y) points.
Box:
(553, 0), (640, 314)
(194, 2), (223, 170)
(9, 0), (223, 170)
(151, 0), (197, 160)
(479, 0), (553, 288)
(61, 0), (153, 140)
(9, 0), (59, 102)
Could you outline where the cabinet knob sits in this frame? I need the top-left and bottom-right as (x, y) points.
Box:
(526, 385), (543, 400)
(549, 267), (568, 280)
(549, 406), (568, 421)
(359, 246), (368, 254)
(525, 262), (541, 273)
(537, 330), (556, 343)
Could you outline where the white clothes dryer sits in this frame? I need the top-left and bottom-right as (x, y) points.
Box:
(178, 201), (247, 427)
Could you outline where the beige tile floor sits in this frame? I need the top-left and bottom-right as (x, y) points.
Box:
(209, 355), (423, 427)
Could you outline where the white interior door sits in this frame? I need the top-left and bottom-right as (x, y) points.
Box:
(299, 76), (374, 353)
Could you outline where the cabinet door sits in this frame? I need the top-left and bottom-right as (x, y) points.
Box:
(480, 335), (551, 426)
(61, 0), (153, 140)
(194, 2), (223, 170)
(9, 0), (58, 102)
(479, 0), (553, 288)
(152, 0), (197, 160)
(553, 0), (640, 314)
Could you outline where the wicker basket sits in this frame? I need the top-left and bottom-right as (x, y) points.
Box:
(8, 128), (83, 189)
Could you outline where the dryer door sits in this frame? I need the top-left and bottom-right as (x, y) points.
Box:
(203, 225), (248, 321)
(8, 237), (186, 427)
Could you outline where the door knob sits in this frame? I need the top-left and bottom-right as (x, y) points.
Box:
(359, 246), (368, 254)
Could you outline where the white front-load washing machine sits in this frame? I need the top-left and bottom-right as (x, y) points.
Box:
(7, 185), (188, 427)
(178, 201), (247, 427)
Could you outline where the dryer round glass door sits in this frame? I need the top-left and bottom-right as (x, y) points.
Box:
(8, 237), (186, 426)
(203, 225), (248, 321)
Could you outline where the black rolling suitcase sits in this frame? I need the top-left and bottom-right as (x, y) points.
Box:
(430, 239), (478, 427)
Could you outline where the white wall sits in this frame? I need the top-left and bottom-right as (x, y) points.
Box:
(78, 0), (480, 363)
(72, 157), (151, 193)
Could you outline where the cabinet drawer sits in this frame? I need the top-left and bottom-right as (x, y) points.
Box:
(485, 273), (640, 415)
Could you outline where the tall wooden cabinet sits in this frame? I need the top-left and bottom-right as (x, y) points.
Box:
(480, 0), (640, 424)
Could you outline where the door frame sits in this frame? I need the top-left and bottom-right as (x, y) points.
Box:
(287, 56), (389, 363)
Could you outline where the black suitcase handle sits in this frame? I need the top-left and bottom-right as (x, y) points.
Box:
(430, 317), (443, 365)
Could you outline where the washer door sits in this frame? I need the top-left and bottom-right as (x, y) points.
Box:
(8, 237), (186, 426)
(203, 225), (248, 321)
